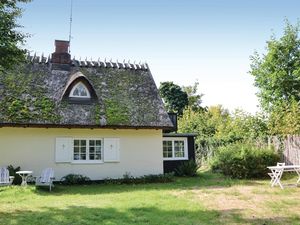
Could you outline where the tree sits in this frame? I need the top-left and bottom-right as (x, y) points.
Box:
(0, 0), (31, 72)
(159, 81), (188, 116)
(182, 81), (204, 111)
(178, 104), (269, 162)
(268, 98), (300, 136)
(250, 20), (300, 112)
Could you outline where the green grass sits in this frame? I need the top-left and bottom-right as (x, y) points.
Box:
(1, 171), (300, 225)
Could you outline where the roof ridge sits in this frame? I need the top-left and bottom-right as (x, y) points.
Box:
(26, 53), (148, 71)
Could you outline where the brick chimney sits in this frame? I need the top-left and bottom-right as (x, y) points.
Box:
(51, 40), (71, 64)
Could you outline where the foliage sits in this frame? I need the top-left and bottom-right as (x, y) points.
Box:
(250, 20), (300, 112)
(104, 172), (175, 184)
(222, 109), (268, 142)
(0, 64), (60, 123)
(175, 160), (199, 176)
(159, 81), (188, 116)
(0, 0), (31, 72)
(182, 81), (204, 112)
(211, 142), (280, 178)
(178, 105), (269, 162)
(268, 98), (300, 136)
(60, 174), (91, 185)
(7, 165), (22, 185)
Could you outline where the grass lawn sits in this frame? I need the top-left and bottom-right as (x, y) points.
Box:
(1, 171), (300, 225)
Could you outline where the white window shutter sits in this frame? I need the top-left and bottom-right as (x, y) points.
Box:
(55, 137), (72, 163)
(104, 138), (120, 162)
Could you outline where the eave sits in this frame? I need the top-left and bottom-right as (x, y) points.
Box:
(0, 123), (174, 130)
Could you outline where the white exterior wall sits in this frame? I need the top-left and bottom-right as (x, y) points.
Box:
(0, 127), (163, 180)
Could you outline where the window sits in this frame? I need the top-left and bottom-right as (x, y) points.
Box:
(163, 137), (188, 160)
(73, 139), (102, 162)
(69, 82), (91, 98)
(55, 137), (120, 163)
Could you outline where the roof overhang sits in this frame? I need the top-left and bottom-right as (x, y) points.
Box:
(0, 123), (174, 130)
(163, 133), (198, 137)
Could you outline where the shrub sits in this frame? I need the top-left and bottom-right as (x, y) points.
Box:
(141, 173), (175, 183)
(7, 165), (22, 185)
(211, 143), (280, 179)
(175, 160), (199, 176)
(61, 174), (91, 185)
(104, 172), (175, 185)
(122, 172), (135, 184)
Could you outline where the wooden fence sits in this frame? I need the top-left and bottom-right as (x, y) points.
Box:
(269, 135), (300, 165)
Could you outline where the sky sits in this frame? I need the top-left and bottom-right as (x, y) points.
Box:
(18, 0), (300, 114)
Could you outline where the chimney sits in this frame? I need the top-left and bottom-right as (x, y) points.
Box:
(51, 40), (71, 64)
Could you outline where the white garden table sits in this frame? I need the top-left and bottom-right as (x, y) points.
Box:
(16, 171), (33, 186)
(267, 165), (300, 189)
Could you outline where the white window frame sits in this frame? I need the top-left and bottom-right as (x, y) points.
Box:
(72, 138), (103, 164)
(162, 137), (188, 160)
(69, 82), (91, 98)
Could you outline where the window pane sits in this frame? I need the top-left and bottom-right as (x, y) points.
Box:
(74, 140), (79, 146)
(96, 140), (101, 146)
(74, 147), (79, 153)
(90, 146), (95, 153)
(95, 153), (101, 160)
(163, 141), (173, 158)
(174, 141), (185, 158)
(80, 140), (86, 146)
(80, 154), (86, 160)
(89, 154), (94, 160)
(81, 146), (86, 153)
(89, 140), (95, 146)
(74, 154), (79, 160)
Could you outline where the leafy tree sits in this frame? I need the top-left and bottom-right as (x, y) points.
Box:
(159, 81), (188, 116)
(250, 20), (300, 112)
(222, 109), (268, 142)
(182, 81), (204, 112)
(0, 0), (31, 72)
(268, 98), (300, 135)
(178, 105), (231, 161)
(178, 105), (269, 162)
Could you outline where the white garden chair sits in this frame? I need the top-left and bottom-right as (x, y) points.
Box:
(268, 162), (285, 189)
(0, 167), (14, 186)
(35, 168), (55, 191)
(268, 162), (285, 184)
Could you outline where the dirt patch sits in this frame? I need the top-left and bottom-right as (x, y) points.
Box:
(171, 184), (300, 223)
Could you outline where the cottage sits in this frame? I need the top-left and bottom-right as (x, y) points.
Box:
(0, 40), (195, 180)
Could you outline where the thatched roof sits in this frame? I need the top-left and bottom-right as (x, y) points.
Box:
(0, 55), (173, 129)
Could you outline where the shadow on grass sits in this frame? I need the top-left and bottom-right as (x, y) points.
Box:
(31, 170), (269, 196)
(0, 206), (295, 225)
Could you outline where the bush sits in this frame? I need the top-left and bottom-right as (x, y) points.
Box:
(61, 174), (91, 185)
(211, 143), (280, 179)
(104, 172), (175, 185)
(142, 173), (175, 183)
(7, 165), (22, 185)
(175, 160), (199, 176)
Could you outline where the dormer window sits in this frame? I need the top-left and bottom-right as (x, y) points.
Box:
(61, 72), (98, 104)
(69, 82), (91, 98)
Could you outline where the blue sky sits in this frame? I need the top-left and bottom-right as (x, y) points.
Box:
(19, 0), (300, 113)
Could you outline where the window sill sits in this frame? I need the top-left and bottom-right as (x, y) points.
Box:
(71, 160), (103, 164)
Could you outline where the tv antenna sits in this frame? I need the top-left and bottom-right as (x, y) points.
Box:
(68, 0), (73, 53)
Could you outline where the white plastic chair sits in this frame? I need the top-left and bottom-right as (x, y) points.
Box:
(0, 167), (14, 186)
(35, 168), (55, 191)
